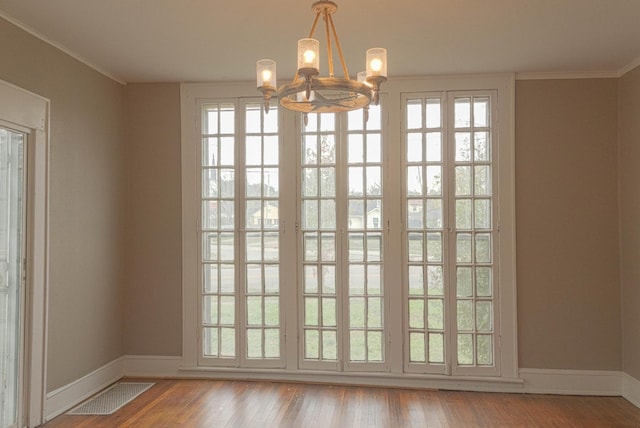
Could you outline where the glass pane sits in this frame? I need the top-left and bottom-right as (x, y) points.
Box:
(264, 136), (279, 165)
(474, 165), (492, 196)
(220, 327), (235, 357)
(427, 299), (444, 330)
(455, 166), (471, 196)
(409, 299), (424, 329)
(366, 167), (382, 196)
(473, 97), (490, 128)
(476, 267), (493, 297)
(407, 99), (422, 129)
(302, 168), (318, 197)
(220, 296), (235, 325)
(246, 232), (262, 262)
(367, 134), (382, 163)
(474, 199), (491, 229)
(264, 108), (278, 133)
(410, 332), (426, 362)
(203, 137), (218, 166)
(455, 133), (471, 161)
(264, 297), (279, 326)
(350, 297), (365, 327)
(219, 200), (234, 229)
(264, 265), (279, 293)
(348, 134), (364, 163)
(205, 109), (219, 134)
(220, 264), (235, 293)
(320, 167), (335, 197)
(426, 98), (441, 128)
(477, 335), (493, 365)
(302, 200), (318, 230)
(263, 232), (278, 261)
(348, 108), (364, 131)
(245, 135), (262, 165)
(408, 266), (424, 295)
(407, 166), (423, 196)
(349, 167), (364, 196)
(204, 264), (218, 293)
(407, 233), (423, 262)
(348, 200), (365, 229)
(219, 137), (234, 166)
(426, 232), (442, 263)
(263, 168), (279, 197)
(322, 266), (336, 294)
(304, 135), (318, 164)
(427, 266), (444, 296)
(204, 233), (219, 261)
(425, 132), (442, 162)
(454, 98), (471, 128)
(368, 104), (382, 131)
(457, 300), (474, 331)
(474, 132), (490, 161)
(475, 233), (492, 263)
(320, 199), (336, 229)
(219, 169), (235, 198)
(367, 233), (382, 263)
(349, 233), (364, 262)
(368, 297), (382, 328)
(203, 296), (218, 324)
(245, 200), (261, 229)
(304, 265), (318, 293)
(203, 201), (218, 229)
(407, 199), (423, 229)
(349, 265), (365, 295)
(407, 133), (422, 162)
(322, 297), (336, 327)
(203, 327), (218, 356)
(428, 333), (444, 363)
(305, 330), (319, 359)
(203, 168), (218, 198)
(220, 107), (235, 134)
(305, 297), (319, 326)
(320, 135), (336, 164)
(456, 199), (472, 230)
(322, 331), (337, 360)
(265, 329), (280, 358)
(368, 331), (383, 361)
(457, 267), (473, 297)
(476, 301), (493, 331)
(247, 329), (262, 358)
(350, 330), (365, 361)
(426, 166), (441, 196)
(456, 233), (472, 263)
(367, 265), (382, 294)
(457, 334), (473, 365)
(425, 199), (442, 229)
(304, 233), (318, 261)
(247, 296), (262, 326)
(246, 264), (262, 294)
(320, 233), (335, 261)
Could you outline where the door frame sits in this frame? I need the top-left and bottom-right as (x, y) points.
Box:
(0, 79), (49, 428)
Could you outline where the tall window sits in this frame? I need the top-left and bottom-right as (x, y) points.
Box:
(182, 76), (516, 384)
(404, 92), (499, 376)
(199, 100), (282, 368)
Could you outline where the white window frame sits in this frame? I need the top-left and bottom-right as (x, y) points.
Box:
(0, 79), (50, 428)
(180, 74), (518, 387)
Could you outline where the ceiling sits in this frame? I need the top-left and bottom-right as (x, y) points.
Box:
(0, 0), (639, 83)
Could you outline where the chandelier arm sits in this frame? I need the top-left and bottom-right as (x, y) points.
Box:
(328, 13), (350, 80)
(323, 8), (335, 78)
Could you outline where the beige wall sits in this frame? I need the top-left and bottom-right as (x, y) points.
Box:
(619, 66), (640, 379)
(124, 83), (182, 355)
(0, 17), (127, 391)
(515, 79), (621, 370)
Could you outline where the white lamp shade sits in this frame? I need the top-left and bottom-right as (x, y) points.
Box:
(366, 48), (387, 78)
(257, 59), (277, 88)
(297, 38), (320, 71)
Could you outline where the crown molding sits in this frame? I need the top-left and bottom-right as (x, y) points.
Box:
(618, 57), (640, 78)
(0, 11), (125, 85)
(515, 70), (618, 80)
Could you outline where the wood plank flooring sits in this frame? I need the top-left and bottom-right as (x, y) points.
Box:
(42, 378), (640, 427)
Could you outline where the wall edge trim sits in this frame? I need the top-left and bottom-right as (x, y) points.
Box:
(44, 356), (125, 421)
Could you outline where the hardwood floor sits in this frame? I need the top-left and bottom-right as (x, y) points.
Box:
(42, 378), (640, 427)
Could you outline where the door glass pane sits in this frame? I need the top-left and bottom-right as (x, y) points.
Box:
(0, 127), (25, 428)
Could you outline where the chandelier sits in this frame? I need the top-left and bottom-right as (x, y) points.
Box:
(256, 1), (387, 122)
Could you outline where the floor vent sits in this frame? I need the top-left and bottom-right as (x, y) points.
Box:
(67, 382), (154, 415)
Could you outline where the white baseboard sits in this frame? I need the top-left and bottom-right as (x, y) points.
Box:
(623, 372), (640, 408)
(519, 368), (622, 396)
(122, 355), (635, 401)
(45, 356), (125, 421)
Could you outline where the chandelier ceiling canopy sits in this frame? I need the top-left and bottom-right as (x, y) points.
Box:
(256, 1), (387, 121)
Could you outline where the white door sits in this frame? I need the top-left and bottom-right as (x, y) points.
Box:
(0, 125), (26, 428)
